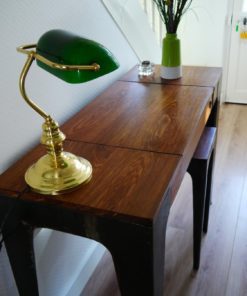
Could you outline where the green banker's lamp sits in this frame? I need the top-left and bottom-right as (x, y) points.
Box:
(17, 29), (119, 195)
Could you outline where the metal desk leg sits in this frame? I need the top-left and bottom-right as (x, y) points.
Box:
(3, 206), (39, 296)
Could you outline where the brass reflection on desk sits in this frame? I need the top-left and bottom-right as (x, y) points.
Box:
(17, 29), (119, 195)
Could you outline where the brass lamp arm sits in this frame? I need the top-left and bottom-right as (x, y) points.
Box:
(17, 44), (100, 71)
(19, 52), (49, 119)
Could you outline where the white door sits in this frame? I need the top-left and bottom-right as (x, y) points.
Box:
(226, 0), (247, 103)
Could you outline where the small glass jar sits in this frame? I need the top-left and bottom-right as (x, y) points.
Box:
(138, 60), (154, 76)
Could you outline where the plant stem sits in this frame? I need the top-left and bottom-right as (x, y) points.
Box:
(153, 0), (193, 33)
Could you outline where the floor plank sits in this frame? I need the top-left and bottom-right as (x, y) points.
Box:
(225, 134), (247, 296)
(225, 177), (247, 296)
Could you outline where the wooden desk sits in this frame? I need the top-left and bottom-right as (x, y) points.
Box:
(0, 66), (221, 296)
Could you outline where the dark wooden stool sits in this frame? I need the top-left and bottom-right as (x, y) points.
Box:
(188, 127), (217, 270)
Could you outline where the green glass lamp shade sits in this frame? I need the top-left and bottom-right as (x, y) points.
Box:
(36, 29), (119, 83)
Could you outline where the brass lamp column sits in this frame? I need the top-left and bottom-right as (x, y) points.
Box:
(17, 30), (119, 195)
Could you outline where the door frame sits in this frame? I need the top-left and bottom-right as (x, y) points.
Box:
(221, 0), (235, 103)
(222, 0), (247, 103)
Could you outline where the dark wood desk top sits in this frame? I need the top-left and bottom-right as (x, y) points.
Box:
(0, 141), (180, 223)
(0, 67), (220, 224)
(120, 65), (222, 89)
(63, 81), (213, 155)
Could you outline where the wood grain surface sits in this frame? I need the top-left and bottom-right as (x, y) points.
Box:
(63, 81), (213, 156)
(17, 141), (180, 222)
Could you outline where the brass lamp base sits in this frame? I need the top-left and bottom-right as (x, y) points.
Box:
(25, 152), (92, 195)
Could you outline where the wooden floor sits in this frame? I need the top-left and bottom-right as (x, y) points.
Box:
(82, 103), (247, 296)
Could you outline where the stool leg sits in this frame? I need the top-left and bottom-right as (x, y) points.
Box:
(188, 161), (207, 270)
(203, 151), (215, 233)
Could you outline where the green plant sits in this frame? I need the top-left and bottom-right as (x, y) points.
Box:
(153, 0), (193, 33)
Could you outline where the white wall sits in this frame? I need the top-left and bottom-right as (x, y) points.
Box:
(102, 0), (161, 63)
(0, 1), (137, 295)
(178, 0), (229, 67)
